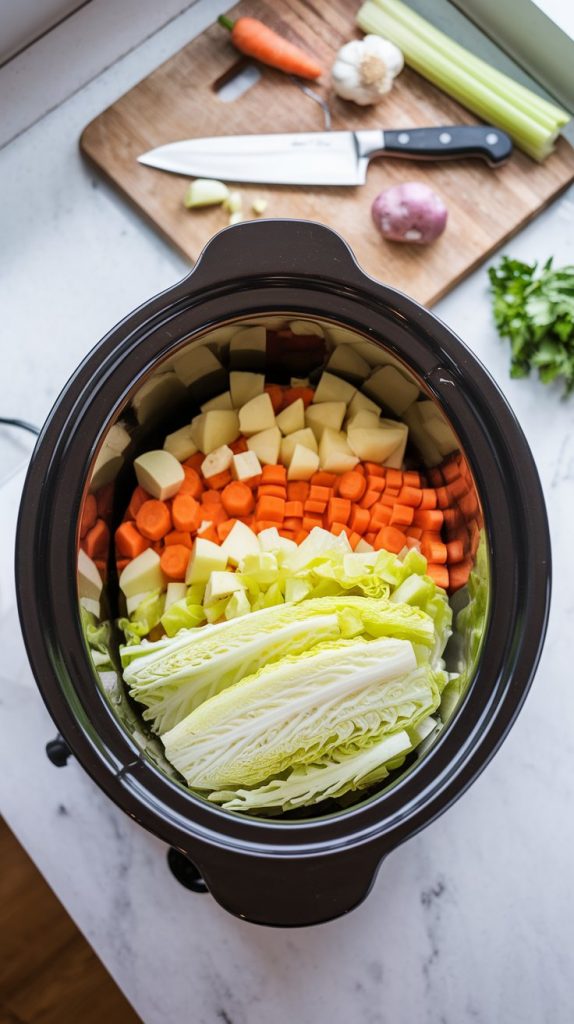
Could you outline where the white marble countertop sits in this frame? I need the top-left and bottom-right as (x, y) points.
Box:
(2, 3), (574, 1023)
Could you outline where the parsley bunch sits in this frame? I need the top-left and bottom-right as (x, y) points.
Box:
(489, 256), (574, 396)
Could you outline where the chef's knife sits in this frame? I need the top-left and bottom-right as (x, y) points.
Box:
(137, 125), (512, 186)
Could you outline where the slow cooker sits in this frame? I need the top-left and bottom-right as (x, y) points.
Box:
(16, 220), (551, 927)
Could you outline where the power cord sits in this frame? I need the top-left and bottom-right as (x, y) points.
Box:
(0, 417), (40, 436)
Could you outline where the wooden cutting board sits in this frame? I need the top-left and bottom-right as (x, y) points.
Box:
(81, 0), (574, 305)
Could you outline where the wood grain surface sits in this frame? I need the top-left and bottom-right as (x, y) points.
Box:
(81, 0), (574, 305)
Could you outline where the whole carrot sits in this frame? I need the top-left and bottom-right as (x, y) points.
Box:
(218, 15), (323, 80)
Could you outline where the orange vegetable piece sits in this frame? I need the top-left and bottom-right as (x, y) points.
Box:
(201, 489), (223, 506)
(447, 477), (469, 501)
(197, 524), (218, 544)
(403, 471), (422, 487)
(442, 461), (460, 483)
(230, 437), (249, 454)
(303, 515), (323, 531)
(258, 485), (287, 499)
(413, 509), (444, 531)
(397, 485), (422, 507)
(282, 386), (314, 407)
(295, 529), (309, 543)
(427, 467), (443, 487)
(285, 500), (303, 518)
(219, 14), (323, 80)
(80, 494), (98, 538)
(360, 490), (379, 510)
(179, 466), (204, 499)
(116, 558), (129, 574)
(350, 507), (370, 534)
(443, 507), (463, 530)
(115, 522), (149, 559)
(374, 525), (407, 554)
(459, 491), (479, 519)
(160, 544), (190, 581)
(283, 517), (303, 531)
(419, 488), (438, 510)
(386, 469), (403, 489)
(261, 465), (287, 486)
(448, 559), (473, 592)
(165, 530), (193, 550)
(310, 471), (336, 487)
(95, 483), (114, 521)
(365, 531), (377, 545)
(217, 519), (238, 542)
(127, 485), (151, 522)
(363, 462), (385, 477)
(136, 500), (172, 540)
(207, 469), (232, 490)
(304, 499), (327, 515)
(331, 522), (352, 539)
(221, 482), (255, 518)
(326, 497), (351, 527)
(337, 471), (366, 502)
(287, 481), (309, 502)
(369, 505), (392, 530)
(421, 538), (448, 563)
(406, 526), (423, 540)
(184, 453), (204, 471)
(256, 495), (285, 522)
(446, 539), (464, 563)
(309, 485), (331, 503)
(84, 519), (110, 560)
(265, 384), (285, 413)
(366, 475), (385, 493)
(171, 494), (201, 533)
(349, 531), (361, 550)
(389, 503), (414, 528)
(427, 563), (450, 589)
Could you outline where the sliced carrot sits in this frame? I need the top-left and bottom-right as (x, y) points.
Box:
(197, 523), (219, 544)
(160, 544), (190, 581)
(253, 519), (280, 533)
(443, 507), (463, 529)
(115, 521), (149, 559)
(397, 486), (422, 507)
(427, 563), (449, 589)
(127, 485), (150, 521)
(304, 499), (327, 515)
(434, 486), (449, 509)
(310, 471), (336, 487)
(364, 462), (385, 478)
(207, 469), (232, 490)
(171, 494), (201, 533)
(446, 539), (464, 563)
(390, 503), (414, 527)
(279, 529), (296, 540)
(264, 384), (285, 413)
(386, 469), (403, 489)
(80, 494), (98, 538)
(421, 539), (448, 563)
(136, 500), (172, 540)
(348, 531), (361, 550)
(403, 471), (422, 487)
(256, 495), (285, 522)
(448, 559), (473, 591)
(309, 485), (331, 503)
(184, 453), (205, 471)
(217, 519), (237, 542)
(365, 531), (377, 545)
(165, 530), (193, 550)
(447, 477), (469, 501)
(116, 558), (129, 574)
(258, 485), (287, 499)
(370, 505), (392, 530)
(84, 519), (110, 560)
(442, 461), (460, 483)
(295, 529), (309, 543)
(427, 467), (443, 487)
(459, 491), (479, 519)
(282, 386), (314, 407)
(303, 515), (323, 531)
(380, 493), (396, 508)
(374, 525), (407, 554)
(221, 482), (255, 518)
(93, 559), (107, 581)
(239, 515), (255, 527)
(261, 464), (287, 485)
(406, 526), (423, 540)
(284, 517), (303, 531)
(419, 488), (438, 510)
(326, 497), (351, 527)
(413, 509), (444, 531)
(350, 507), (370, 534)
(337, 471), (366, 502)
(468, 519), (481, 556)
(244, 473), (263, 489)
(360, 490), (379, 510)
(385, 487), (401, 498)
(355, 464), (366, 476)
(366, 475), (385, 493)
(285, 500), (304, 518)
(331, 522), (352, 538)
(95, 483), (114, 521)
(287, 481), (310, 502)
(230, 436), (249, 454)
(406, 537), (421, 550)
(179, 466), (204, 499)
(202, 503), (227, 526)
(201, 489), (223, 506)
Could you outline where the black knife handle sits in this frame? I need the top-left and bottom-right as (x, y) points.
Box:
(377, 125), (512, 166)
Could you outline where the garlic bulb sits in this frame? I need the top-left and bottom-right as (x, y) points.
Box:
(331, 35), (404, 106)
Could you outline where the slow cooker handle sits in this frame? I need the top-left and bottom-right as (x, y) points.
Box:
(184, 219), (366, 293)
(189, 843), (386, 927)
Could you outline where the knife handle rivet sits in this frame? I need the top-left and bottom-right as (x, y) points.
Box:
(486, 132), (499, 145)
(397, 132), (410, 144)
(439, 131), (452, 144)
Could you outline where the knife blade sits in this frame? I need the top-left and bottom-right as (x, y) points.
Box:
(137, 125), (512, 186)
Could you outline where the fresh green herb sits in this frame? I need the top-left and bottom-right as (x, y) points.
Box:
(489, 256), (574, 395)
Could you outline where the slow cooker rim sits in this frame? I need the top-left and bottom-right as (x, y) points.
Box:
(16, 221), (551, 858)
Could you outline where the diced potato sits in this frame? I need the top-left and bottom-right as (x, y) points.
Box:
(185, 538), (228, 584)
(79, 596), (101, 618)
(230, 371), (265, 408)
(164, 581), (187, 610)
(318, 429), (359, 474)
(120, 549), (165, 598)
(204, 571), (245, 607)
(347, 391), (381, 419)
(364, 365), (419, 415)
(134, 449), (185, 500)
(190, 410), (240, 453)
(172, 345), (222, 387)
(163, 424), (198, 462)
(247, 427), (282, 466)
(200, 391), (233, 413)
(232, 450), (262, 481)
(326, 345), (370, 380)
(355, 538), (375, 553)
(403, 404), (442, 467)
(290, 377), (310, 388)
(225, 589), (252, 620)
(347, 425), (406, 463)
(126, 590), (160, 616)
(416, 401), (458, 456)
(238, 392), (276, 436)
(132, 373), (186, 425)
(78, 550), (103, 601)
(280, 427), (318, 466)
(229, 325), (266, 352)
(305, 401), (346, 440)
(276, 398), (305, 435)
(257, 527), (282, 552)
(221, 521), (260, 566)
(345, 410), (381, 430)
(90, 422), (131, 489)
(201, 445), (234, 479)
(289, 319), (325, 337)
(288, 443), (320, 481)
(382, 420), (408, 469)
(312, 371), (356, 406)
